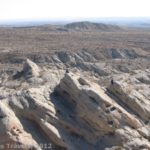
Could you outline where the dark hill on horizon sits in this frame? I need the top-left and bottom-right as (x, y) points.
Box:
(65, 21), (122, 31)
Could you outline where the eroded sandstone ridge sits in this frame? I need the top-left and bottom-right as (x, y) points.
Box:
(0, 59), (150, 150)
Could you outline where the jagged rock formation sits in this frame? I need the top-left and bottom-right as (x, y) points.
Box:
(2, 47), (149, 78)
(0, 59), (150, 150)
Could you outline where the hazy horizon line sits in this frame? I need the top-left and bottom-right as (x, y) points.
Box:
(0, 17), (150, 27)
(0, 16), (150, 23)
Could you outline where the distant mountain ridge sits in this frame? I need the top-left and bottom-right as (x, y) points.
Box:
(65, 21), (121, 31)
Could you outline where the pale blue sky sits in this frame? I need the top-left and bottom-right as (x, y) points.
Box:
(0, 0), (149, 21)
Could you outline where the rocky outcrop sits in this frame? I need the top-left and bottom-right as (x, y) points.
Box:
(0, 102), (40, 150)
(55, 73), (142, 130)
(54, 72), (150, 149)
(23, 59), (41, 78)
(108, 70), (150, 122)
(3, 47), (148, 77)
(0, 60), (150, 150)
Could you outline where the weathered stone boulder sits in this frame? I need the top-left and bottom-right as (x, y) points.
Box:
(23, 59), (41, 78)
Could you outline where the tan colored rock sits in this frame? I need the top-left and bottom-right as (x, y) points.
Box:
(0, 61), (150, 150)
(108, 72), (150, 122)
(138, 125), (150, 139)
(56, 73), (142, 132)
(23, 59), (41, 78)
(0, 102), (40, 150)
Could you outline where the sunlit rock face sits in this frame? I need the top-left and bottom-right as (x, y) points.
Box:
(0, 59), (150, 150)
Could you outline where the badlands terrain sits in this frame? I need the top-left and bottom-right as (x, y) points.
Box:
(0, 22), (150, 150)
